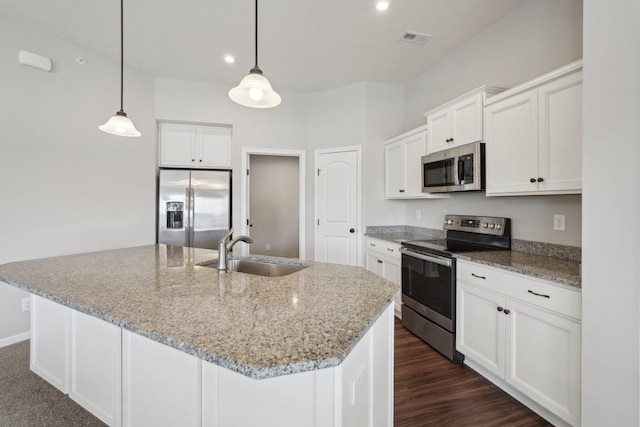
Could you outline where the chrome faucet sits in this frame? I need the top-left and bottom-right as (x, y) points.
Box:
(217, 229), (254, 271)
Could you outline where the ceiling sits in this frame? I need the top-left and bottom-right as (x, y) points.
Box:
(1, 0), (528, 92)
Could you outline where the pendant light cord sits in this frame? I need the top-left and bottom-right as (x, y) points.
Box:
(119, 0), (124, 112)
(254, 0), (258, 68)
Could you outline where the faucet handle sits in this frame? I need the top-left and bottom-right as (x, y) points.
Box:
(220, 228), (234, 244)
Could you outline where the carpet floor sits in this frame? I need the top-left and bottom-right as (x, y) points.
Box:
(0, 340), (105, 427)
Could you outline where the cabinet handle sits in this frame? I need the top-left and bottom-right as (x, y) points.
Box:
(192, 158), (195, 162)
(530, 178), (536, 183)
(399, 189), (405, 193)
(527, 290), (550, 299)
(377, 260), (383, 264)
(471, 273), (486, 279)
(497, 306), (504, 312)
(387, 248), (394, 252)
(199, 159), (202, 162)
(504, 309), (511, 315)
(450, 137), (454, 142)
(537, 177), (544, 182)
(370, 243), (376, 247)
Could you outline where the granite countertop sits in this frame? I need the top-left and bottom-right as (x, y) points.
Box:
(0, 245), (398, 380)
(364, 232), (428, 244)
(455, 250), (581, 289)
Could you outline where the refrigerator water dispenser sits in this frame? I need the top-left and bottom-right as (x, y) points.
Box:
(166, 202), (184, 229)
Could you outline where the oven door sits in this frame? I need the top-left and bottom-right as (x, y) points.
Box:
(400, 248), (455, 332)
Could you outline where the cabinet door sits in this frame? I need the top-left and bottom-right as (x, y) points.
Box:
(122, 331), (201, 427)
(426, 109), (451, 153)
(197, 126), (232, 168)
(451, 93), (483, 146)
(538, 71), (583, 193)
(365, 251), (384, 276)
(70, 310), (122, 427)
(30, 295), (70, 393)
(485, 90), (539, 195)
(456, 283), (505, 378)
(505, 299), (581, 426)
(384, 141), (405, 197)
(402, 132), (427, 197)
(159, 123), (196, 167)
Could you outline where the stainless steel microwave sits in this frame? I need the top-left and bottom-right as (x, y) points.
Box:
(421, 142), (485, 193)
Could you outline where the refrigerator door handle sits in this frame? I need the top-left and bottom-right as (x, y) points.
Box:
(189, 188), (196, 247)
(185, 187), (191, 247)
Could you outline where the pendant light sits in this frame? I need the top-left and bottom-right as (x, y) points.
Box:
(99, 0), (141, 137)
(229, 0), (281, 108)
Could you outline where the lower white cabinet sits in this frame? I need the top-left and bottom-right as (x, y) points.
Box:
(30, 295), (122, 426)
(456, 260), (581, 427)
(122, 331), (201, 427)
(31, 295), (395, 427)
(365, 237), (401, 315)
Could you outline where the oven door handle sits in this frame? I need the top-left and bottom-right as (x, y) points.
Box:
(400, 247), (452, 267)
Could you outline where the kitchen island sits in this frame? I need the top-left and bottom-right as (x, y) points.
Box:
(0, 244), (398, 427)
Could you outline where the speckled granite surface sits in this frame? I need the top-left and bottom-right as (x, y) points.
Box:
(455, 251), (581, 289)
(512, 239), (581, 262)
(365, 225), (444, 243)
(0, 245), (398, 380)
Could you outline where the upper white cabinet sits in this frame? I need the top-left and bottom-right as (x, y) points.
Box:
(424, 86), (505, 154)
(456, 260), (581, 427)
(159, 122), (232, 169)
(485, 61), (583, 196)
(384, 125), (448, 199)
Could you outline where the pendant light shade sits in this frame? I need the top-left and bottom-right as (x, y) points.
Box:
(100, 0), (141, 137)
(229, 0), (281, 108)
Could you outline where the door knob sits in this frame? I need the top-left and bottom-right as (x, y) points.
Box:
(349, 228), (355, 233)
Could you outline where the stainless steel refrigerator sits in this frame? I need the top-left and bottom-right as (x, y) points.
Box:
(158, 169), (231, 249)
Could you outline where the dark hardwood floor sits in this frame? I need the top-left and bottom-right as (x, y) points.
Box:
(394, 318), (552, 427)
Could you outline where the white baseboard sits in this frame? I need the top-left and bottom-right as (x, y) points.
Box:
(0, 331), (30, 348)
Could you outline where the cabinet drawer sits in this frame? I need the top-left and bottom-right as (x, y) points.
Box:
(457, 261), (581, 320)
(365, 238), (401, 259)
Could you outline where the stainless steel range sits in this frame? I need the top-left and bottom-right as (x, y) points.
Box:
(400, 214), (511, 362)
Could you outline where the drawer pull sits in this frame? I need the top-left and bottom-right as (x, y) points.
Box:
(528, 290), (550, 299)
(370, 243), (376, 247)
(471, 273), (486, 280)
(387, 248), (395, 252)
(377, 260), (383, 264)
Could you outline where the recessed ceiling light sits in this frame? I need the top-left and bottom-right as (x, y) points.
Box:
(376, 1), (389, 11)
(224, 55), (235, 64)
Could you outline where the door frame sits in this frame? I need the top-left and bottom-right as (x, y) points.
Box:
(241, 147), (306, 259)
(314, 146), (363, 266)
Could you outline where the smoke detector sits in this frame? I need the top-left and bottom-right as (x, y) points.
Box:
(398, 31), (432, 45)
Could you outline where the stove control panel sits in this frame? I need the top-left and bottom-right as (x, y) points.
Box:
(443, 215), (509, 236)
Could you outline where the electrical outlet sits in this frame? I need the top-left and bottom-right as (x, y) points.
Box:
(21, 297), (31, 312)
(554, 214), (566, 231)
(415, 209), (421, 220)
(266, 243), (271, 251)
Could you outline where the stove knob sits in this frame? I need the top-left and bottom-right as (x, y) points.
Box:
(488, 223), (495, 229)
(483, 222), (488, 228)
(496, 224), (502, 230)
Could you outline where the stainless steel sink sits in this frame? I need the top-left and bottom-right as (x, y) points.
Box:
(205, 259), (306, 277)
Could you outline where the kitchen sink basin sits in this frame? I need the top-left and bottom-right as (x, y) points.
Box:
(205, 259), (306, 277)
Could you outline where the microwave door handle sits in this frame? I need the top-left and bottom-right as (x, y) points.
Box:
(457, 158), (464, 185)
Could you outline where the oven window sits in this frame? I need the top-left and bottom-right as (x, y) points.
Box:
(424, 158), (455, 188)
(402, 254), (453, 320)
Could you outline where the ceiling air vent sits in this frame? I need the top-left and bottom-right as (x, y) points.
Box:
(398, 31), (432, 45)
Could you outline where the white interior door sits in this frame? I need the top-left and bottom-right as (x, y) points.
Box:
(315, 148), (360, 266)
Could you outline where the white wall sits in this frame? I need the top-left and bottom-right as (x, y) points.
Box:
(582, 1), (640, 425)
(0, 19), (156, 343)
(154, 78), (310, 254)
(398, 0), (584, 247)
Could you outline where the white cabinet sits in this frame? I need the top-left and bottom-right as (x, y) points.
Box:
(122, 330), (201, 427)
(456, 260), (581, 427)
(384, 125), (449, 199)
(30, 295), (122, 427)
(384, 125), (427, 199)
(365, 237), (401, 315)
(30, 295), (70, 393)
(424, 86), (504, 154)
(70, 310), (122, 427)
(485, 61), (583, 196)
(159, 122), (232, 169)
